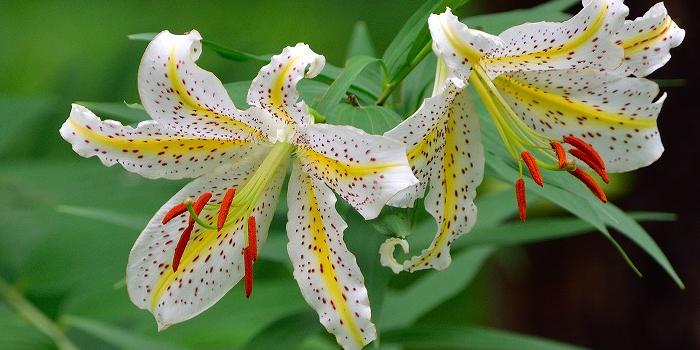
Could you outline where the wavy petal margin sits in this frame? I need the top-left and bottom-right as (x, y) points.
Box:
(612, 2), (685, 77)
(248, 43), (325, 128)
(138, 30), (275, 142)
(286, 160), (376, 350)
(293, 124), (418, 220)
(383, 88), (484, 272)
(60, 104), (259, 179)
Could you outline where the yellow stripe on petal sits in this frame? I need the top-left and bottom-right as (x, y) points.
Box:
(61, 104), (256, 180)
(165, 47), (264, 138)
(127, 157), (287, 328)
(138, 31), (274, 142)
(493, 74), (656, 129)
(287, 162), (375, 350)
(294, 124), (418, 220)
(248, 44), (325, 127)
(482, 0), (626, 75)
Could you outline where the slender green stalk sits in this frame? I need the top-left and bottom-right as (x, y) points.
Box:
(376, 42), (433, 106)
(0, 276), (81, 350)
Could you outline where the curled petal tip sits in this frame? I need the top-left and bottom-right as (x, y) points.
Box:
(379, 238), (410, 274)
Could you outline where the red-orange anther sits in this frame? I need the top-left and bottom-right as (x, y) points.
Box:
(172, 223), (194, 272)
(243, 247), (253, 298)
(563, 136), (605, 170)
(550, 141), (567, 169)
(569, 149), (610, 184)
(189, 192), (213, 225)
(162, 203), (187, 225)
(521, 151), (544, 186)
(248, 216), (258, 261)
(568, 168), (607, 203)
(515, 178), (527, 222)
(217, 189), (236, 231)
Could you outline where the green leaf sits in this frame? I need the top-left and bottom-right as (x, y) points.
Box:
(462, 212), (676, 248)
(201, 40), (270, 62)
(63, 315), (191, 350)
(129, 33), (269, 62)
(313, 56), (381, 115)
(382, 0), (469, 75)
(379, 245), (495, 330)
(346, 21), (376, 59)
(326, 104), (403, 135)
(244, 311), (321, 350)
(74, 101), (149, 124)
(127, 32), (157, 41)
(55, 205), (148, 231)
(381, 324), (592, 350)
(465, 0), (578, 34)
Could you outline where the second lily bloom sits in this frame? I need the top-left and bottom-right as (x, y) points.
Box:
(382, 0), (684, 272)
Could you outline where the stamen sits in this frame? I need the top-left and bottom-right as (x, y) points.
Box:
(515, 178), (527, 222)
(569, 149), (610, 184)
(243, 247), (253, 298)
(247, 216), (258, 261)
(563, 136), (605, 170)
(568, 168), (607, 203)
(172, 193), (212, 272)
(162, 203), (187, 225)
(190, 193), (213, 225)
(550, 142), (567, 169)
(172, 224), (194, 272)
(217, 189), (236, 231)
(521, 151), (543, 186)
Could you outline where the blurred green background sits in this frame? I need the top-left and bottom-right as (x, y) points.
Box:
(1, 1), (697, 350)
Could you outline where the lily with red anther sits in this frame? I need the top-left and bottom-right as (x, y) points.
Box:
(60, 30), (418, 350)
(381, 0), (683, 273)
(429, 0), (683, 220)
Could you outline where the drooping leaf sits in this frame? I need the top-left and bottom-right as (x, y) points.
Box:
(314, 56), (381, 115)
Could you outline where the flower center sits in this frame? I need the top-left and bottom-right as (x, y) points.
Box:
(468, 63), (609, 220)
(162, 140), (294, 296)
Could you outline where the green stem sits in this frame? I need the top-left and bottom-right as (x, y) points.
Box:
(376, 41), (433, 106)
(0, 276), (81, 350)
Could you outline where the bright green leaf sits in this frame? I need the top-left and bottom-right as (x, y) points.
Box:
(326, 104), (403, 135)
(63, 315), (191, 350)
(314, 56), (381, 115)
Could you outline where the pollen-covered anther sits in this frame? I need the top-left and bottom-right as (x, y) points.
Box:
(172, 192), (213, 272)
(521, 151), (543, 187)
(243, 247), (254, 298)
(515, 178), (527, 222)
(217, 189), (236, 231)
(550, 142), (567, 169)
(569, 148), (610, 184)
(247, 216), (258, 261)
(563, 136), (605, 171)
(568, 168), (607, 203)
(162, 203), (188, 225)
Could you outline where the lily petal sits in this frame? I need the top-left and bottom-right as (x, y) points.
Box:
(494, 69), (664, 172)
(384, 88), (484, 272)
(248, 43), (325, 127)
(286, 160), (376, 350)
(429, 8), (502, 82)
(384, 78), (465, 207)
(293, 124), (418, 220)
(127, 154), (287, 329)
(60, 104), (260, 179)
(484, 0), (628, 76)
(139, 30), (275, 142)
(612, 2), (685, 77)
